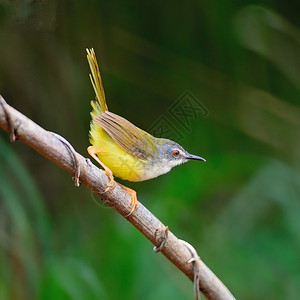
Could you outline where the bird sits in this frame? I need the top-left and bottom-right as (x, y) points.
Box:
(86, 48), (205, 215)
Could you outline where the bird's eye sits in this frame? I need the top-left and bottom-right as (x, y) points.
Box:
(173, 150), (180, 157)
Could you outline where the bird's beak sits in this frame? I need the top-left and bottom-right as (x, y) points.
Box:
(185, 153), (206, 162)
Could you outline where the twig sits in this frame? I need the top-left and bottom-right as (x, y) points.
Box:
(181, 240), (202, 300)
(49, 132), (81, 187)
(0, 95), (235, 300)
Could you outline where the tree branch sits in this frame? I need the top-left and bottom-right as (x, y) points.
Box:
(0, 95), (235, 300)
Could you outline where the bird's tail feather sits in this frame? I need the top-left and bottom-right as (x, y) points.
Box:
(86, 48), (108, 114)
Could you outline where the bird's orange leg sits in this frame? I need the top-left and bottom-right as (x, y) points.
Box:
(88, 146), (139, 215)
(88, 146), (116, 192)
(118, 183), (139, 216)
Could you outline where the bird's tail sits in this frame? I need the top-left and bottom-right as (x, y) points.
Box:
(86, 48), (108, 116)
(87, 48), (108, 146)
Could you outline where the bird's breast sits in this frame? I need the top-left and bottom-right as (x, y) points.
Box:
(135, 159), (172, 181)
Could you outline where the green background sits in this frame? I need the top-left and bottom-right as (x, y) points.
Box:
(0, 1), (299, 299)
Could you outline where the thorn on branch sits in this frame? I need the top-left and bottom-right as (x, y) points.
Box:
(153, 226), (169, 252)
(49, 132), (81, 187)
(181, 239), (202, 300)
(0, 95), (18, 142)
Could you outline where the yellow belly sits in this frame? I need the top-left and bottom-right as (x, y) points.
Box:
(90, 125), (146, 182)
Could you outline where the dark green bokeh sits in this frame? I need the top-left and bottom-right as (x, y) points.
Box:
(0, 1), (299, 299)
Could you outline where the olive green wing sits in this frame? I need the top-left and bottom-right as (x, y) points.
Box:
(95, 111), (157, 161)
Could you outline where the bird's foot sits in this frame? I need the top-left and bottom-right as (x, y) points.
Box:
(118, 184), (139, 217)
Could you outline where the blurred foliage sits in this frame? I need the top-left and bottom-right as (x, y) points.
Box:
(0, 0), (299, 299)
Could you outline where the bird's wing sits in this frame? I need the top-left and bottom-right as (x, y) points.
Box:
(95, 111), (156, 160)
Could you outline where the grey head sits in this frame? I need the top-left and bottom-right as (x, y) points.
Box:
(141, 137), (205, 181)
(155, 138), (205, 166)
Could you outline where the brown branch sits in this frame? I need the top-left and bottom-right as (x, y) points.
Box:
(0, 95), (235, 300)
